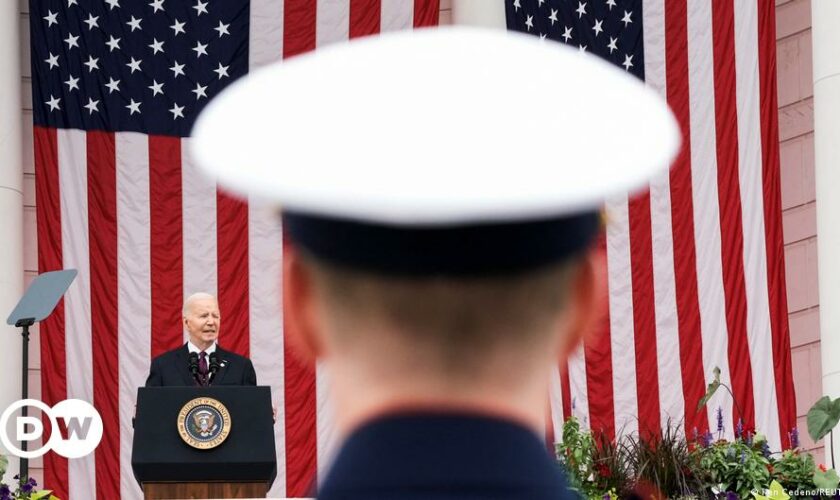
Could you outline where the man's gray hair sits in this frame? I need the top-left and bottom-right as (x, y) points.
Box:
(183, 292), (217, 315)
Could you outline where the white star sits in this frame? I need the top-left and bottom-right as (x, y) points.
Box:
(538, 0), (545, 6)
(148, 80), (164, 96)
(45, 53), (59, 69)
(83, 55), (99, 72)
(67, 0), (77, 6)
(592, 19), (603, 36)
(579, 44), (587, 52)
(43, 10), (58, 27)
(149, 38), (165, 54)
(539, 33), (547, 41)
(64, 32), (79, 49)
(126, 57), (142, 73)
(105, 0), (120, 9)
(561, 26), (573, 43)
(512, 0), (521, 11)
(170, 61), (186, 78)
(169, 103), (185, 119)
(126, 99), (141, 115)
(548, 9), (558, 26)
(213, 62), (229, 79)
(105, 77), (121, 94)
(45, 95), (61, 111)
(83, 97), (100, 115)
(575, 2), (586, 18)
(192, 82), (208, 100)
(622, 10), (633, 27)
(192, 41), (208, 58)
(193, 0), (208, 16)
(607, 37), (618, 54)
(606, 0), (617, 10)
(622, 53), (634, 71)
(149, 0), (165, 13)
(64, 74), (79, 91)
(214, 21), (230, 37)
(83, 13), (99, 30)
(525, 15), (533, 31)
(170, 19), (186, 36)
(127, 16), (142, 32)
(106, 35), (121, 52)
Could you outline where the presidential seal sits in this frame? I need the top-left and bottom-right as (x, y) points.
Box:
(177, 397), (231, 450)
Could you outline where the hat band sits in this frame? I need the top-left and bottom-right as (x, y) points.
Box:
(283, 211), (601, 276)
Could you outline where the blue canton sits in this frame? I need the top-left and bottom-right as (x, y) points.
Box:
(506, 0), (645, 81)
(30, 0), (250, 137)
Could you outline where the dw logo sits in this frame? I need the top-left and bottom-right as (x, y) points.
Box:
(0, 399), (103, 459)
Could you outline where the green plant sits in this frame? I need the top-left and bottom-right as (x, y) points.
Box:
(0, 456), (59, 500)
(624, 419), (702, 497)
(556, 416), (598, 498)
(771, 450), (816, 492)
(691, 438), (770, 498)
(807, 396), (840, 469)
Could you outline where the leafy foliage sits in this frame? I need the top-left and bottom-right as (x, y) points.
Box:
(807, 396), (840, 443)
(0, 456), (59, 500)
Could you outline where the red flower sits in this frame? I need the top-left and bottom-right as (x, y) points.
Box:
(820, 464), (828, 472)
(766, 464), (774, 474)
(596, 463), (612, 478)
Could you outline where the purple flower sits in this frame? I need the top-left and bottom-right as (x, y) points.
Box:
(603, 495), (611, 500)
(716, 406), (725, 434)
(761, 441), (771, 458)
(21, 481), (33, 494)
(726, 492), (740, 500)
(701, 430), (713, 448)
(735, 419), (743, 439)
(790, 427), (800, 449)
(746, 431), (754, 447)
(740, 449), (746, 463)
(0, 484), (10, 500)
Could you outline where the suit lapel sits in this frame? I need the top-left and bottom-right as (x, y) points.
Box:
(176, 344), (196, 386)
(211, 346), (231, 385)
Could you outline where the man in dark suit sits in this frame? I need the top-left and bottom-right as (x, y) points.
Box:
(145, 293), (257, 387)
(191, 28), (679, 500)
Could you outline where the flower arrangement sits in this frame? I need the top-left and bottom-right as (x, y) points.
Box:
(0, 456), (58, 500)
(554, 367), (840, 499)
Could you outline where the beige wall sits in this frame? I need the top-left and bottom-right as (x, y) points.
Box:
(776, 0), (821, 453)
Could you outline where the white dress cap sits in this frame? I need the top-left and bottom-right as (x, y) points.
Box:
(190, 26), (680, 226)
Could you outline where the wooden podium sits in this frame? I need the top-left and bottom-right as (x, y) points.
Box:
(132, 387), (277, 499)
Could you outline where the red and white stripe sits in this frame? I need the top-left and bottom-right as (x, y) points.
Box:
(35, 2), (438, 499)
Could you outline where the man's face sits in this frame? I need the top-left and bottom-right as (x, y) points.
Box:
(184, 297), (220, 348)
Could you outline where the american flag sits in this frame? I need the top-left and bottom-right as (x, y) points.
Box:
(506, 0), (796, 453)
(30, 0), (439, 498)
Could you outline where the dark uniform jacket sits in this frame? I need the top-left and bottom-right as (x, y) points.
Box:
(144, 343), (257, 387)
(318, 413), (576, 500)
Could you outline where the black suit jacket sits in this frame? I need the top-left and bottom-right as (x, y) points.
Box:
(144, 344), (257, 387)
(317, 413), (576, 500)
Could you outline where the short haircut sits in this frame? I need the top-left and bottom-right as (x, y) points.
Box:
(301, 251), (583, 372)
(183, 292), (217, 316)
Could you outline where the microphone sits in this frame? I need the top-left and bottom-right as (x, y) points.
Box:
(188, 352), (199, 375)
(209, 352), (221, 375)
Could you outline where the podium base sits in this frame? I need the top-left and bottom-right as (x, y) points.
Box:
(143, 481), (268, 499)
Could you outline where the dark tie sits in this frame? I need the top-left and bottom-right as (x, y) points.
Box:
(198, 351), (209, 386)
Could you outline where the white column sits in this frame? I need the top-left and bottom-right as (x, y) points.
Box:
(451, 0), (506, 29)
(0, 0), (24, 479)
(812, 0), (840, 463)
